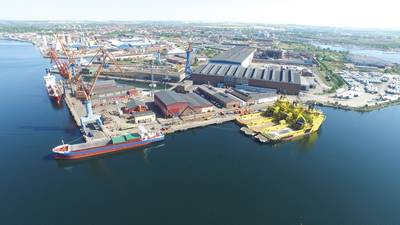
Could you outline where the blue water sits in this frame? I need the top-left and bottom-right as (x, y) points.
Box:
(1, 40), (400, 225)
(314, 43), (400, 64)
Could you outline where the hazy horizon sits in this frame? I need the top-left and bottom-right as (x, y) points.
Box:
(2, 0), (400, 30)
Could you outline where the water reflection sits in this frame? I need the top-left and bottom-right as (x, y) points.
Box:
(53, 143), (165, 169)
(49, 100), (64, 110)
(268, 130), (321, 151)
(296, 131), (321, 151)
(143, 143), (166, 162)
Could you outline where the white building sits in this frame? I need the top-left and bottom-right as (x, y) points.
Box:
(209, 46), (256, 68)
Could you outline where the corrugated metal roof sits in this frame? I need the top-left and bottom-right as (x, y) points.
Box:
(209, 64), (222, 76)
(226, 65), (238, 77)
(126, 99), (145, 109)
(197, 85), (238, 105)
(195, 64), (207, 74)
(234, 67), (246, 78)
(194, 63), (301, 85)
(209, 46), (256, 64)
(217, 64), (229, 76)
(186, 93), (213, 108)
(155, 91), (187, 105)
(155, 91), (212, 108)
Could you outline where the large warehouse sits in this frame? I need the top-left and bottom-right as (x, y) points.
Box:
(196, 85), (240, 108)
(192, 63), (302, 95)
(209, 46), (256, 68)
(154, 91), (214, 117)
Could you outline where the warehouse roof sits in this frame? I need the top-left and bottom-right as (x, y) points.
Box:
(209, 46), (256, 64)
(155, 90), (213, 108)
(193, 63), (301, 85)
(197, 85), (239, 105)
(92, 86), (130, 96)
(155, 91), (187, 106)
(229, 88), (276, 102)
(186, 93), (213, 108)
(126, 99), (145, 109)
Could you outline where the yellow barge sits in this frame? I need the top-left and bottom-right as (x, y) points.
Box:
(236, 97), (325, 143)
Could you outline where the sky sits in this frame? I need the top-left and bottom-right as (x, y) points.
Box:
(1, 0), (400, 29)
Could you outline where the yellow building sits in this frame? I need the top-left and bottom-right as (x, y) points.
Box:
(132, 111), (156, 124)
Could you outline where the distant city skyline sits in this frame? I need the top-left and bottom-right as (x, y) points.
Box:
(2, 0), (400, 30)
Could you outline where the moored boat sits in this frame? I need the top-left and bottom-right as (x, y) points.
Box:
(236, 97), (326, 143)
(44, 69), (63, 104)
(52, 126), (165, 159)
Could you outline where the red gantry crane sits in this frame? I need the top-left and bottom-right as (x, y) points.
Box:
(56, 34), (78, 80)
(49, 47), (71, 80)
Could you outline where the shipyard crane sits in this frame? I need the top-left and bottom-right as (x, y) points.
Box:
(79, 56), (106, 133)
(81, 58), (104, 101)
(75, 47), (124, 99)
(57, 34), (87, 81)
(83, 47), (123, 72)
(49, 34), (74, 81)
(99, 47), (123, 73)
(185, 43), (193, 77)
(49, 49), (68, 78)
(49, 47), (71, 80)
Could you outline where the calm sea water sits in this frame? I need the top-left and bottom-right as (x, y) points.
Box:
(314, 43), (400, 64)
(1, 40), (400, 225)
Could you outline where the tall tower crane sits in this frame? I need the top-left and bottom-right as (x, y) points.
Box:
(185, 43), (193, 77)
(78, 47), (124, 134)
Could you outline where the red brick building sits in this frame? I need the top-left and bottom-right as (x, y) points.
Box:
(154, 91), (213, 118)
(122, 99), (149, 114)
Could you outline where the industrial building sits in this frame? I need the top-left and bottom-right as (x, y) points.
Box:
(227, 88), (277, 105)
(196, 85), (240, 108)
(131, 111), (156, 124)
(83, 79), (138, 104)
(102, 70), (185, 82)
(122, 99), (148, 114)
(257, 49), (284, 59)
(154, 91), (214, 117)
(192, 63), (302, 95)
(209, 46), (256, 68)
(91, 86), (136, 103)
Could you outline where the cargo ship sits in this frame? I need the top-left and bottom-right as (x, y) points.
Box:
(44, 69), (63, 104)
(52, 126), (165, 159)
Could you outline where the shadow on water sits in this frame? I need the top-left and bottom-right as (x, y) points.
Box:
(19, 125), (69, 132)
(49, 100), (64, 110)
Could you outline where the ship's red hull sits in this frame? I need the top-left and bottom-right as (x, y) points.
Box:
(50, 94), (63, 104)
(47, 86), (63, 104)
(53, 142), (148, 159)
(53, 136), (164, 160)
